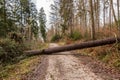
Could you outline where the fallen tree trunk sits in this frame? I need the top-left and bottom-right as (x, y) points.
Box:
(25, 37), (120, 56)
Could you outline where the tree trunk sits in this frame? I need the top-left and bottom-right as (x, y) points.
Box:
(25, 37), (120, 56)
(110, 0), (118, 27)
(3, 0), (6, 24)
(109, 1), (112, 32)
(117, 0), (119, 22)
(89, 0), (95, 40)
(96, 0), (100, 32)
(83, 0), (87, 33)
(103, 0), (106, 27)
(117, 0), (120, 34)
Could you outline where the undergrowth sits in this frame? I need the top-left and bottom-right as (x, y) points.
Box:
(0, 38), (48, 80)
(0, 38), (28, 63)
(80, 43), (120, 71)
(68, 31), (82, 41)
(51, 34), (62, 42)
(0, 56), (41, 80)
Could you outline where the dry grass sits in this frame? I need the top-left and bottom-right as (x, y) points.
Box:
(24, 40), (49, 50)
(74, 25), (119, 40)
(64, 26), (120, 70)
(0, 56), (41, 80)
(78, 44), (120, 70)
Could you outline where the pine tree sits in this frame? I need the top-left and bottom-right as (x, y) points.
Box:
(38, 7), (46, 42)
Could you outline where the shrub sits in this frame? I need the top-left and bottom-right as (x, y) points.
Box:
(0, 38), (26, 63)
(51, 34), (62, 42)
(8, 32), (23, 43)
(68, 31), (82, 41)
(0, 47), (6, 58)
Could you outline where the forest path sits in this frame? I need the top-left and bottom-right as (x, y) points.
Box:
(23, 43), (120, 80)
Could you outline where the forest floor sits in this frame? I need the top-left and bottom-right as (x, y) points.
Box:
(22, 43), (120, 80)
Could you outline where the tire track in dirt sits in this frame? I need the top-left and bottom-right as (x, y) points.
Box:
(23, 43), (120, 80)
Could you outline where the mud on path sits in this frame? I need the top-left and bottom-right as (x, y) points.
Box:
(23, 43), (120, 80)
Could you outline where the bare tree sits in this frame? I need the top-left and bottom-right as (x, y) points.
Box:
(110, 0), (118, 27)
(117, 0), (120, 33)
(89, 0), (95, 40)
(59, 0), (74, 35)
(103, 0), (106, 27)
(96, 0), (100, 31)
(109, 0), (112, 31)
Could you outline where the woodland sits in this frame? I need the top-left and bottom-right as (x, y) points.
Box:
(0, 0), (120, 79)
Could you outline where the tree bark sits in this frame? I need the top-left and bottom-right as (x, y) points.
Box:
(110, 0), (118, 28)
(89, 0), (95, 40)
(103, 0), (106, 27)
(109, 1), (112, 31)
(117, 0), (120, 34)
(96, 0), (100, 32)
(25, 37), (120, 56)
(3, 0), (6, 24)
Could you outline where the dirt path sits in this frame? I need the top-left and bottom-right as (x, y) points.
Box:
(23, 43), (120, 80)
